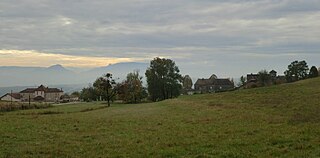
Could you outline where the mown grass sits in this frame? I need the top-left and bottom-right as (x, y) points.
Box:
(0, 78), (320, 157)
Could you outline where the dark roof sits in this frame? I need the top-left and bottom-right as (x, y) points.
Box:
(195, 79), (214, 85)
(276, 75), (286, 80)
(247, 74), (259, 77)
(247, 74), (259, 81)
(270, 70), (277, 73)
(20, 88), (37, 93)
(36, 85), (47, 91)
(46, 88), (63, 93)
(20, 85), (63, 93)
(214, 79), (234, 86)
(195, 78), (233, 86)
(0, 93), (21, 99)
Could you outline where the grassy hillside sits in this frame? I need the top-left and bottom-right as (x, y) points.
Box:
(0, 78), (319, 157)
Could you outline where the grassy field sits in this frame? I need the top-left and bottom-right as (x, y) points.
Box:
(0, 78), (320, 157)
(0, 101), (51, 112)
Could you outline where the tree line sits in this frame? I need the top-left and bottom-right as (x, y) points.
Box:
(80, 57), (183, 106)
(238, 60), (319, 88)
(80, 58), (318, 106)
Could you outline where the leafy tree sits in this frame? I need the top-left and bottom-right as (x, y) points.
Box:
(182, 75), (193, 90)
(71, 91), (80, 97)
(284, 60), (309, 82)
(258, 70), (271, 86)
(309, 66), (319, 78)
(80, 86), (99, 102)
(238, 76), (247, 87)
(118, 71), (147, 103)
(145, 57), (182, 102)
(93, 73), (117, 107)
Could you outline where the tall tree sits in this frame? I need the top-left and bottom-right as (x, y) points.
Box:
(93, 73), (117, 107)
(145, 57), (182, 102)
(258, 70), (271, 86)
(309, 66), (319, 78)
(284, 60), (309, 82)
(118, 71), (147, 103)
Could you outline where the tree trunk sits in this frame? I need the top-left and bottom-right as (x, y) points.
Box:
(107, 99), (110, 107)
(106, 88), (110, 107)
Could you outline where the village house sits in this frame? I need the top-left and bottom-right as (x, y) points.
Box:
(60, 94), (80, 103)
(246, 70), (286, 88)
(19, 85), (63, 102)
(194, 74), (234, 93)
(0, 93), (22, 102)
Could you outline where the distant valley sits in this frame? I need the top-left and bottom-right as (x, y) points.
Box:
(0, 62), (149, 96)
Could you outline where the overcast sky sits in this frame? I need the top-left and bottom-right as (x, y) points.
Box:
(1, 0), (319, 79)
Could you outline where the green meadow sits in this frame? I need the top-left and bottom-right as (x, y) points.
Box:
(0, 78), (320, 157)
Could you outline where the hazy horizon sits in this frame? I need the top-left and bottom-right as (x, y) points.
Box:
(1, 0), (319, 80)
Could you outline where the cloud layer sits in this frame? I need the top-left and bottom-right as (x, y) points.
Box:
(1, 0), (319, 78)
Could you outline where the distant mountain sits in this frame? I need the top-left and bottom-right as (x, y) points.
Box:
(47, 64), (71, 72)
(0, 62), (149, 91)
(0, 65), (79, 87)
(84, 62), (149, 81)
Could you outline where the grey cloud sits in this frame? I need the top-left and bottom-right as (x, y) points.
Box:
(1, 0), (320, 78)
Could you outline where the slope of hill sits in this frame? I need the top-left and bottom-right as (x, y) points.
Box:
(0, 78), (319, 157)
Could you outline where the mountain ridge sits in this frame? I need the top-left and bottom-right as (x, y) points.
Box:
(0, 62), (149, 88)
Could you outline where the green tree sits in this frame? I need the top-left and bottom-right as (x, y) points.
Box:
(238, 76), (247, 87)
(118, 71), (147, 103)
(80, 86), (99, 102)
(93, 73), (117, 107)
(71, 91), (80, 97)
(309, 66), (319, 78)
(284, 60), (309, 82)
(258, 70), (271, 86)
(145, 57), (182, 102)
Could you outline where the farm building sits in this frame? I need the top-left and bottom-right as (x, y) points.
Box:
(194, 74), (234, 93)
(0, 93), (21, 102)
(19, 85), (64, 102)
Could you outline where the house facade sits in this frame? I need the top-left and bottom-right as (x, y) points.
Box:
(0, 93), (22, 102)
(20, 85), (63, 102)
(194, 74), (234, 93)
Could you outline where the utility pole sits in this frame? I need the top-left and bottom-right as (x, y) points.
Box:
(10, 90), (13, 105)
(29, 94), (31, 106)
